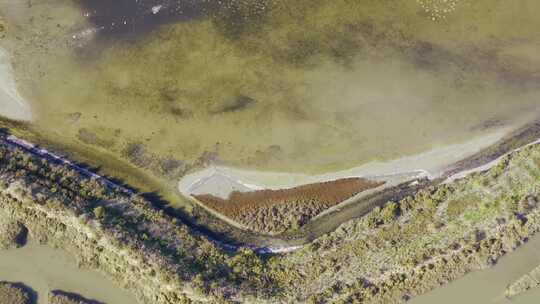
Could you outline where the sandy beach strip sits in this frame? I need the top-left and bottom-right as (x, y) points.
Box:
(179, 128), (510, 198)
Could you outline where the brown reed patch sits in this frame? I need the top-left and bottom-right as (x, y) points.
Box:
(193, 177), (384, 234)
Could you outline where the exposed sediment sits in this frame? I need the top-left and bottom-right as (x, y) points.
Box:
(0, 47), (32, 121)
(506, 263), (540, 298)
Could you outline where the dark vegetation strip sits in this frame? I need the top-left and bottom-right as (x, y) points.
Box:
(0, 281), (36, 304)
(49, 290), (104, 304)
(3, 120), (540, 302)
(0, 121), (248, 248)
(0, 129), (281, 301)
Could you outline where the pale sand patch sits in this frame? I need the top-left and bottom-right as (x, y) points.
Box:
(179, 128), (510, 198)
(0, 47), (31, 121)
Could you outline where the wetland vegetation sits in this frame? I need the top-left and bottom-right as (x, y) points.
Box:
(2, 120), (540, 303)
(0, 281), (34, 304)
(193, 177), (384, 234)
(2, 0), (540, 303)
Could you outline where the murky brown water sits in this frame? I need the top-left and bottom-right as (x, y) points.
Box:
(412, 234), (540, 304)
(0, 243), (137, 304)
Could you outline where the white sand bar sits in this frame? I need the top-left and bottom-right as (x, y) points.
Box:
(179, 128), (510, 198)
(0, 47), (32, 121)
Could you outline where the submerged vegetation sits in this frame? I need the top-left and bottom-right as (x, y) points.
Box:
(3, 0), (540, 191)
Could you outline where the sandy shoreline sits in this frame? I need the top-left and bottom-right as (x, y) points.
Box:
(0, 47), (32, 121)
(178, 122), (540, 251)
(179, 127), (510, 199)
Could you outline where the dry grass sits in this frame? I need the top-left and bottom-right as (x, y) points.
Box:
(0, 282), (32, 304)
(49, 290), (102, 304)
(0, 220), (27, 250)
(194, 177), (384, 234)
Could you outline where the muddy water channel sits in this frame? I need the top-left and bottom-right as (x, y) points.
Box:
(0, 243), (137, 304)
(412, 234), (540, 304)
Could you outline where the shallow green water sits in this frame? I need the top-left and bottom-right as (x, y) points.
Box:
(2, 0), (540, 177)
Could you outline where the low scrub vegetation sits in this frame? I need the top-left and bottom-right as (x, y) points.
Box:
(0, 282), (33, 304)
(49, 290), (102, 304)
(194, 177), (384, 234)
(270, 145), (540, 303)
(0, 219), (27, 250)
(3, 128), (540, 303)
(0, 132), (273, 302)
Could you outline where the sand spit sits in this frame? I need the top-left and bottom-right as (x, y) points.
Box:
(0, 47), (31, 121)
(179, 128), (509, 199)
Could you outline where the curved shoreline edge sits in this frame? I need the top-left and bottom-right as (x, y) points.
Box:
(179, 129), (508, 199)
(2, 119), (540, 253)
(2, 121), (540, 303)
(179, 121), (540, 249)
